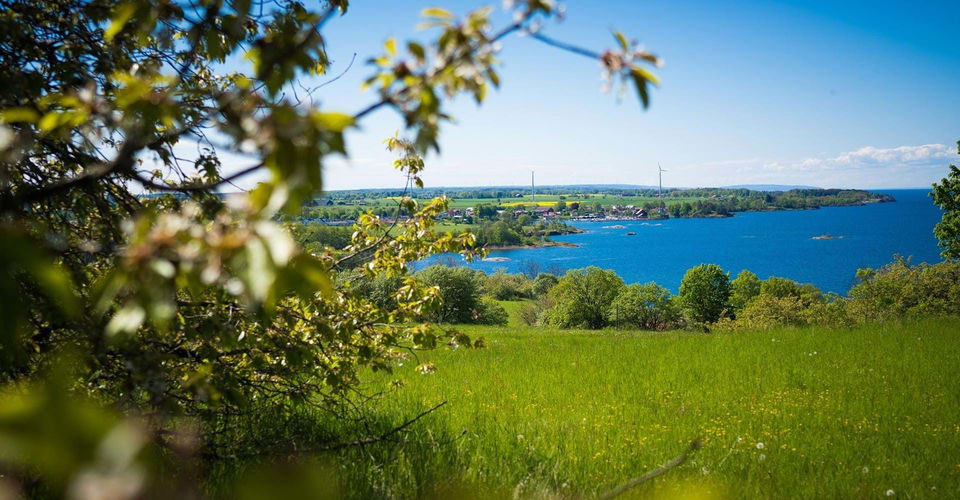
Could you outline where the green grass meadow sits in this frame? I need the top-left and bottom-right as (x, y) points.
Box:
(213, 316), (960, 498)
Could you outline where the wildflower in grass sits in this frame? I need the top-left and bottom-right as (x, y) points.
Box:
(863, 467), (870, 474)
(415, 362), (436, 374)
(759, 454), (767, 461)
(700, 466), (709, 475)
(885, 489), (895, 496)
(756, 442), (765, 450)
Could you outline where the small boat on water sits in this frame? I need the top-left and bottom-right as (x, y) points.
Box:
(625, 232), (637, 236)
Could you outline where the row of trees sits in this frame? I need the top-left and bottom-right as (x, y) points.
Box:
(297, 187), (892, 223)
(509, 257), (960, 332)
(412, 257), (960, 330)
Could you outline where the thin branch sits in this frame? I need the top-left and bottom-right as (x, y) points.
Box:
(315, 52), (357, 89)
(354, 97), (390, 120)
(597, 439), (702, 500)
(134, 161), (265, 193)
(318, 400), (447, 452)
(209, 400), (448, 459)
(1, 136), (142, 211)
(530, 32), (601, 60)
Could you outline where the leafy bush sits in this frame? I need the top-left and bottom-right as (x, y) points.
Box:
(475, 298), (509, 326)
(730, 269), (762, 311)
(847, 257), (960, 322)
(607, 283), (680, 330)
(531, 273), (559, 296)
(760, 276), (823, 305)
(720, 294), (810, 330)
(416, 265), (488, 324)
(517, 296), (556, 326)
(678, 264), (731, 324)
(541, 267), (625, 329)
(717, 293), (853, 331)
(482, 270), (532, 300)
(338, 270), (405, 310)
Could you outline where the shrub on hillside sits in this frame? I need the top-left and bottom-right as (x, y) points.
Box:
(679, 264), (732, 324)
(847, 257), (960, 322)
(517, 296), (556, 326)
(717, 293), (853, 331)
(475, 299), (509, 325)
(718, 294), (810, 330)
(416, 265), (487, 324)
(760, 276), (824, 305)
(541, 267), (625, 329)
(607, 283), (681, 330)
(337, 270), (405, 310)
(483, 270), (533, 300)
(730, 270), (762, 312)
(531, 273), (560, 296)
(805, 295), (855, 328)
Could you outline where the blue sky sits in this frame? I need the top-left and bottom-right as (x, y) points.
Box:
(220, 0), (960, 190)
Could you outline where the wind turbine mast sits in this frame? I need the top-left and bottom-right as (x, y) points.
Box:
(531, 170), (535, 202)
(658, 162), (666, 198)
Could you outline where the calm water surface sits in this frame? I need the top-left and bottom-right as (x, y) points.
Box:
(416, 189), (944, 294)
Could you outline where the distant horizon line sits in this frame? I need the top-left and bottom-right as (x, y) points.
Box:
(207, 183), (936, 195)
(307, 184), (937, 193)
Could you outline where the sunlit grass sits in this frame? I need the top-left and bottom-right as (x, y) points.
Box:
(212, 318), (960, 498)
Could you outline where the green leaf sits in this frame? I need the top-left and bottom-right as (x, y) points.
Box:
(385, 37), (397, 58)
(407, 41), (426, 61)
(290, 254), (333, 298)
(422, 7), (454, 19)
(241, 237), (276, 306)
(105, 2), (138, 42)
(631, 66), (660, 86)
(613, 31), (630, 51)
(0, 108), (39, 123)
(486, 68), (500, 88)
(311, 112), (354, 132)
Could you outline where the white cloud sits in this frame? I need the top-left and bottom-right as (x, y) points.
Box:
(762, 143), (955, 172)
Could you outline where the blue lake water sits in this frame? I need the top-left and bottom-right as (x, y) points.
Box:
(416, 189), (944, 294)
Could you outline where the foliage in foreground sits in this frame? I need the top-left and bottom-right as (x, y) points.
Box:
(0, 0), (663, 495)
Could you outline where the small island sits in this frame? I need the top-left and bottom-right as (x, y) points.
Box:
(812, 233), (845, 240)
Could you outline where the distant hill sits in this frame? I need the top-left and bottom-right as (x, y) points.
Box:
(319, 184), (826, 195)
(723, 184), (821, 191)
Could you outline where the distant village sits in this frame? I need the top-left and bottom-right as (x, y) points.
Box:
(437, 203), (665, 222)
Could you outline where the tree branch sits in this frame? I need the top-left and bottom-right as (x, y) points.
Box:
(530, 32), (601, 60)
(134, 161), (265, 193)
(597, 439), (701, 500)
(208, 400), (448, 460)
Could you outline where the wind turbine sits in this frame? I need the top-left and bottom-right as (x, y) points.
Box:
(658, 162), (668, 198)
